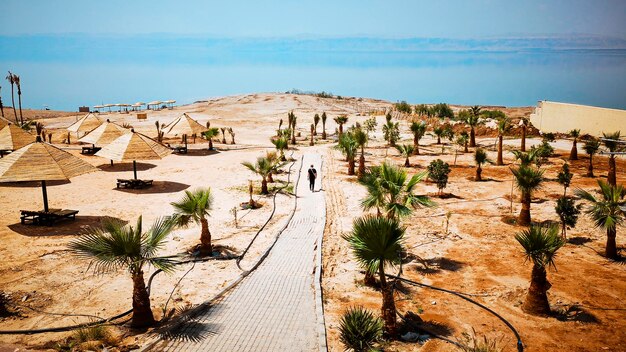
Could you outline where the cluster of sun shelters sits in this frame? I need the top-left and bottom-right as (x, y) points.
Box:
(0, 112), (210, 225)
(92, 100), (176, 113)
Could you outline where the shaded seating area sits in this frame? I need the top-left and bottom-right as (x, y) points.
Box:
(170, 145), (188, 154)
(20, 208), (79, 226)
(117, 178), (153, 189)
(81, 145), (102, 155)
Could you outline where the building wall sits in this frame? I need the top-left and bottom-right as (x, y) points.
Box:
(530, 101), (626, 137)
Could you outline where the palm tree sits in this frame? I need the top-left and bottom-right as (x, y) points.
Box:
(354, 127), (368, 178)
(14, 74), (22, 124)
(202, 127), (220, 150)
(0, 85), (4, 118)
(309, 124), (315, 146)
(511, 165), (544, 226)
(410, 121), (427, 155)
(334, 115), (348, 137)
(602, 131), (621, 186)
(515, 224), (565, 315)
(288, 111), (297, 145)
(474, 148), (492, 181)
(511, 149), (539, 167)
(220, 127), (227, 144)
(339, 306), (383, 352)
(575, 181), (626, 259)
(266, 151), (279, 182)
(583, 139), (600, 177)
(321, 112), (328, 139)
(382, 119), (399, 147)
(456, 131), (469, 153)
(344, 215), (405, 337)
(271, 136), (289, 161)
(171, 188), (214, 255)
(467, 106), (482, 147)
(5, 72), (17, 123)
(242, 156), (278, 194)
(395, 144), (414, 167)
(69, 216), (176, 327)
(335, 132), (358, 175)
(360, 161), (433, 219)
(496, 116), (511, 166)
(568, 129), (580, 160)
(313, 113), (320, 135)
(414, 104), (430, 117)
(520, 117), (529, 152)
(433, 126), (444, 145)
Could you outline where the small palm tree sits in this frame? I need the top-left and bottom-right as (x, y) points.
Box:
(575, 181), (626, 259)
(242, 156), (278, 194)
(602, 131), (621, 186)
(410, 121), (427, 155)
(382, 119), (400, 147)
(334, 115), (349, 137)
(354, 127), (368, 177)
(557, 163), (573, 196)
(511, 149), (539, 167)
(321, 112), (328, 139)
(339, 306), (383, 352)
(69, 216), (176, 327)
(583, 139), (600, 177)
(520, 117), (529, 152)
(496, 116), (511, 166)
(335, 132), (359, 175)
(266, 151), (279, 182)
(395, 144), (414, 167)
(202, 127), (220, 150)
(288, 111), (297, 145)
(568, 129), (580, 160)
(467, 106), (482, 147)
(511, 165), (544, 226)
(433, 126), (444, 145)
(313, 113), (320, 135)
(456, 131), (469, 153)
(271, 136), (289, 161)
(344, 215), (405, 337)
(171, 188), (214, 255)
(515, 224), (565, 315)
(474, 148), (492, 181)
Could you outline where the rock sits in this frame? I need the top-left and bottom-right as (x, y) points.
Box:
(431, 300), (437, 305)
(21, 294), (29, 302)
(400, 331), (420, 342)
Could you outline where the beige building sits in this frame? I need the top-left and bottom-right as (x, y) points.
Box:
(530, 101), (626, 137)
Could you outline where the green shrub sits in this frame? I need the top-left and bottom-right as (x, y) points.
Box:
(339, 306), (383, 352)
(394, 101), (412, 114)
(428, 159), (451, 195)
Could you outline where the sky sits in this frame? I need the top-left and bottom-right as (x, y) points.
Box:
(1, 0), (626, 38)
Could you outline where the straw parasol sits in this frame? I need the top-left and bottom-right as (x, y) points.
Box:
(0, 137), (97, 212)
(165, 113), (208, 137)
(95, 129), (171, 180)
(67, 113), (102, 135)
(78, 119), (130, 146)
(0, 124), (36, 151)
(147, 101), (162, 110)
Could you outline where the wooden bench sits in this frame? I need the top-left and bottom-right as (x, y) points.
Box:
(20, 209), (79, 226)
(81, 146), (102, 155)
(117, 178), (154, 189)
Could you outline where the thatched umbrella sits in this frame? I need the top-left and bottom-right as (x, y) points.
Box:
(78, 119), (130, 146)
(165, 113), (207, 138)
(0, 124), (36, 151)
(67, 113), (102, 136)
(95, 129), (171, 180)
(0, 137), (97, 212)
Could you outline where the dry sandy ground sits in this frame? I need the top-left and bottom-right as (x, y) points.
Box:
(0, 93), (624, 352)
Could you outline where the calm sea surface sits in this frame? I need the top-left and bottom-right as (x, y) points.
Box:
(1, 35), (625, 110)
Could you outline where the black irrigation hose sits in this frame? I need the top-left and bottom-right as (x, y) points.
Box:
(387, 274), (524, 352)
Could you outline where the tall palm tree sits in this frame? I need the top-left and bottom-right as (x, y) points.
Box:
(395, 144), (414, 167)
(344, 215), (405, 337)
(335, 132), (358, 175)
(321, 112), (328, 139)
(69, 216), (176, 327)
(202, 127), (220, 150)
(171, 188), (215, 255)
(410, 121), (427, 155)
(0, 85), (4, 118)
(334, 115), (348, 137)
(313, 113), (320, 135)
(496, 116), (511, 165)
(5, 72), (17, 123)
(583, 139), (600, 177)
(568, 129), (580, 160)
(602, 131), (621, 186)
(515, 224), (565, 315)
(242, 156), (278, 194)
(520, 117), (529, 152)
(14, 74), (22, 124)
(474, 148), (492, 181)
(360, 161), (433, 219)
(271, 136), (289, 161)
(354, 127), (368, 178)
(511, 165), (544, 226)
(575, 181), (626, 259)
(467, 105), (482, 147)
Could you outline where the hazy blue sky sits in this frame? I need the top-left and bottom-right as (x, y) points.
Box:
(1, 0), (626, 38)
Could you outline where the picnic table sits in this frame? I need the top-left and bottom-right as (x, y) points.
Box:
(117, 178), (153, 189)
(20, 208), (79, 226)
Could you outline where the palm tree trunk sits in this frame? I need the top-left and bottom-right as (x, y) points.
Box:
(437, 136), (441, 144)
(606, 227), (617, 259)
(522, 265), (551, 315)
(476, 165), (482, 181)
(464, 141), (469, 153)
(607, 156), (616, 186)
(199, 217), (212, 255)
(497, 135), (504, 165)
(378, 265), (397, 337)
(569, 139), (578, 160)
(519, 192), (531, 226)
(322, 122), (326, 139)
(267, 172), (274, 183)
(9, 84), (17, 123)
(404, 156), (410, 167)
(131, 270), (155, 327)
(339, 124), (343, 137)
(521, 125), (526, 152)
(348, 156), (355, 176)
(17, 89), (23, 125)
(413, 135), (419, 155)
(208, 139), (214, 150)
(587, 155), (594, 177)
(358, 149), (365, 178)
(470, 127), (476, 147)
(363, 271), (376, 286)
(261, 177), (269, 194)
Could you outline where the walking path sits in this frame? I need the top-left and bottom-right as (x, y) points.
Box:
(150, 153), (326, 352)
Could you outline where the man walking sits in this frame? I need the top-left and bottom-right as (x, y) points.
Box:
(307, 164), (317, 192)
